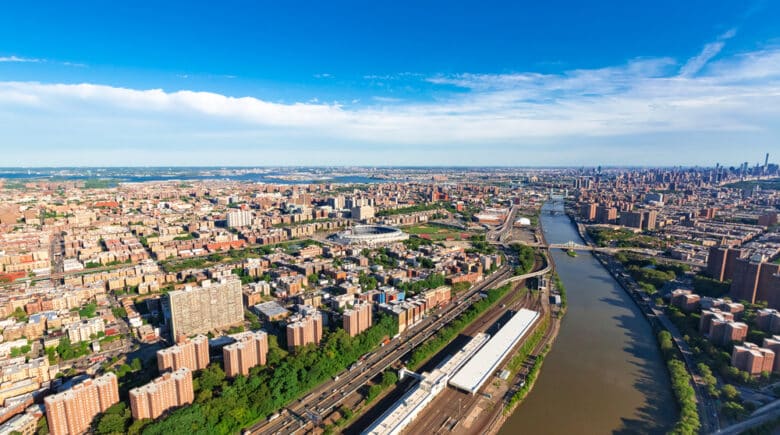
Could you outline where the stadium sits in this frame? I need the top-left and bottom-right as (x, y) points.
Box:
(331, 225), (409, 246)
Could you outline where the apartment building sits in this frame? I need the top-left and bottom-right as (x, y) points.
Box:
(223, 330), (268, 377)
(286, 312), (323, 349)
(44, 373), (119, 435)
(156, 334), (210, 373)
(129, 368), (194, 420)
(166, 278), (243, 337)
(343, 301), (373, 337)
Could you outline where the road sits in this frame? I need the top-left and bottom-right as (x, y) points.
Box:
(487, 205), (519, 244)
(716, 403), (780, 434)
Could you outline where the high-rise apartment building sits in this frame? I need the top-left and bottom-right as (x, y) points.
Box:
(156, 334), (210, 373)
(596, 205), (617, 224)
(327, 196), (345, 210)
(642, 210), (657, 230)
(579, 203), (597, 221)
(66, 318), (105, 343)
(44, 373), (119, 435)
(762, 336), (780, 373)
(351, 205), (375, 221)
(758, 212), (779, 227)
(730, 259), (780, 309)
(226, 210), (253, 228)
(343, 301), (373, 337)
(286, 312), (323, 349)
(707, 246), (744, 282)
(619, 211), (643, 229)
(166, 278), (243, 338)
(732, 343), (775, 376)
(129, 368), (194, 421)
(223, 330), (269, 377)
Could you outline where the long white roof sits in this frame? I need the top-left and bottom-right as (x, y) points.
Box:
(448, 308), (539, 394)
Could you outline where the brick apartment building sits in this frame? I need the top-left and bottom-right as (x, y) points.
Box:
(223, 331), (269, 377)
(129, 368), (194, 420)
(343, 301), (373, 337)
(156, 334), (210, 373)
(732, 343), (775, 376)
(286, 312), (323, 349)
(44, 373), (119, 435)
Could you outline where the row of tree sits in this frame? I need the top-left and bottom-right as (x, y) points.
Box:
(656, 331), (701, 434)
(103, 314), (400, 435)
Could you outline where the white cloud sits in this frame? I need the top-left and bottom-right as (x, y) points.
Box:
(0, 55), (42, 63)
(679, 28), (737, 77)
(0, 41), (779, 165)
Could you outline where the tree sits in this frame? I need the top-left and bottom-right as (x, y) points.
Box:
(96, 403), (130, 434)
(198, 364), (226, 393)
(657, 331), (674, 358)
(722, 384), (739, 400)
(12, 307), (27, 322)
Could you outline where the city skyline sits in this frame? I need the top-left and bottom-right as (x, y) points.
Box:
(1, 1), (779, 166)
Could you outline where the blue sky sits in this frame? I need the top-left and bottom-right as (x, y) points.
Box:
(1, 0), (779, 166)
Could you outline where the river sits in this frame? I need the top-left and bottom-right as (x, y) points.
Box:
(500, 200), (676, 434)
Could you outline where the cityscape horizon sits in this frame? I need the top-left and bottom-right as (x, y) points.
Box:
(1, 2), (779, 435)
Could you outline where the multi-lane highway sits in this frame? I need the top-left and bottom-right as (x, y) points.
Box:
(247, 265), (515, 435)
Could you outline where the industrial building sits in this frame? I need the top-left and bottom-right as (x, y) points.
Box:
(449, 308), (539, 394)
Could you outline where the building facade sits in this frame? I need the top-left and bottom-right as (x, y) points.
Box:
(44, 373), (119, 435)
(343, 301), (373, 337)
(156, 334), (210, 373)
(223, 331), (269, 377)
(129, 368), (194, 421)
(166, 278), (243, 337)
(286, 312), (323, 349)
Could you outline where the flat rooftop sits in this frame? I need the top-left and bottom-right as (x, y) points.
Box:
(448, 308), (539, 394)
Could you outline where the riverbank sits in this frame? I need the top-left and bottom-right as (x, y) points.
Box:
(499, 200), (676, 434)
(483, 310), (561, 435)
(565, 209), (711, 433)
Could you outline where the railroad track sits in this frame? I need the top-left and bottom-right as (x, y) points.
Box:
(249, 267), (514, 435)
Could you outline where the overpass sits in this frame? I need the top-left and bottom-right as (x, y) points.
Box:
(522, 240), (626, 253)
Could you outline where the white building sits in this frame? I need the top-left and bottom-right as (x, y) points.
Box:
(66, 318), (105, 343)
(227, 210), (253, 228)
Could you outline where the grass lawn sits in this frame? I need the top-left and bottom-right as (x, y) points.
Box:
(402, 224), (471, 241)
